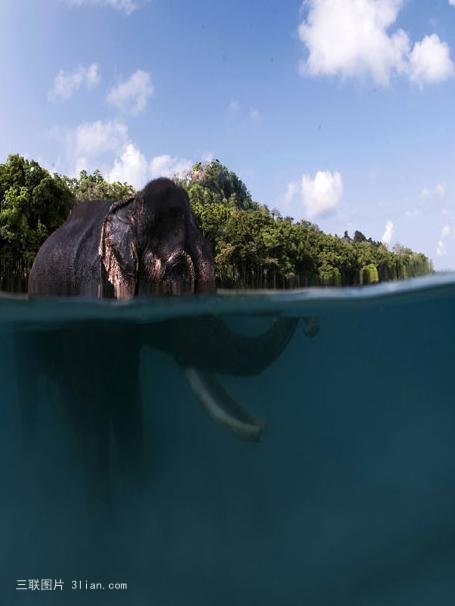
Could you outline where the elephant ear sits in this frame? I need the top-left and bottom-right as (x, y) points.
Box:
(186, 204), (216, 293)
(99, 196), (138, 300)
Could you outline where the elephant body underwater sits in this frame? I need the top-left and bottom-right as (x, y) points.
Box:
(18, 177), (310, 509)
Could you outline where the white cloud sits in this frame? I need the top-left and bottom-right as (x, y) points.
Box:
(64, 0), (139, 15)
(381, 220), (394, 246)
(407, 182), (447, 219)
(283, 181), (300, 205)
(420, 183), (446, 200)
(300, 170), (343, 218)
(107, 69), (153, 115)
(283, 170), (343, 217)
(72, 121), (129, 176)
(441, 225), (451, 239)
(227, 99), (262, 122)
(63, 120), (193, 189)
(449, 1), (455, 7)
(408, 34), (454, 87)
(108, 149), (192, 188)
(437, 240), (446, 256)
(298, 0), (409, 85)
(48, 63), (100, 101)
(228, 99), (240, 112)
(437, 225), (451, 256)
(149, 155), (192, 180)
(298, 0), (454, 87)
(73, 121), (129, 159)
(108, 143), (148, 187)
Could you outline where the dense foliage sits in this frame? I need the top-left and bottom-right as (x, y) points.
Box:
(0, 155), (73, 290)
(0, 154), (432, 292)
(180, 160), (432, 288)
(61, 169), (134, 202)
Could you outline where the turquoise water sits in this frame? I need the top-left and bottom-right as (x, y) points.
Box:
(1, 273), (455, 605)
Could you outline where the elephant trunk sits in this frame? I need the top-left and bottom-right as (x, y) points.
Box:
(166, 316), (299, 376)
(141, 316), (304, 441)
(141, 250), (195, 296)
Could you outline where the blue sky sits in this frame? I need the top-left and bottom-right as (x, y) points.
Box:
(1, 0), (455, 269)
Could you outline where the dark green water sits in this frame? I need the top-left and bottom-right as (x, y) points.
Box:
(1, 274), (455, 605)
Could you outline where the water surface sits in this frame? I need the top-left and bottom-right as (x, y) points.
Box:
(1, 273), (455, 605)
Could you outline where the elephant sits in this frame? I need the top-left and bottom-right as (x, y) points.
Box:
(17, 177), (317, 510)
(28, 177), (215, 298)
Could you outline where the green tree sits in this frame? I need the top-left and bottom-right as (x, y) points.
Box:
(180, 159), (258, 211)
(0, 155), (73, 290)
(0, 155), (434, 291)
(62, 169), (134, 201)
(360, 264), (380, 285)
(184, 165), (433, 288)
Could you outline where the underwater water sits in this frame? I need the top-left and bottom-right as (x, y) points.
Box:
(1, 273), (455, 605)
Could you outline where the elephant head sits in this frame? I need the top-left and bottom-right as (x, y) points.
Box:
(99, 178), (215, 299)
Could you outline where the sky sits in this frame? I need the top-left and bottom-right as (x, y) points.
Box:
(1, 0), (455, 269)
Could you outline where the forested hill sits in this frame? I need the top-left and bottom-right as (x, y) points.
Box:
(0, 155), (432, 292)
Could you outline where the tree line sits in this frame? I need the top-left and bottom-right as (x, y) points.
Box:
(0, 154), (432, 292)
(177, 160), (432, 288)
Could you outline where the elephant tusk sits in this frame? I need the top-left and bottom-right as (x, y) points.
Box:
(184, 367), (264, 442)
